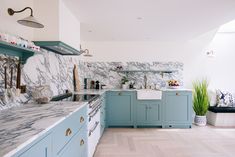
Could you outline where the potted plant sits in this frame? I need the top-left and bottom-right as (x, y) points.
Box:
(121, 76), (129, 89)
(193, 79), (210, 126)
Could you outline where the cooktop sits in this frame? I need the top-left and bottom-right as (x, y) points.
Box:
(51, 93), (99, 103)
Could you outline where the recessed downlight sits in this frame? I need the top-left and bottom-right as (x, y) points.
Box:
(137, 17), (143, 20)
(88, 30), (92, 33)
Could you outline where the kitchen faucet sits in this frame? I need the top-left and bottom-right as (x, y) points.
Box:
(144, 74), (147, 89)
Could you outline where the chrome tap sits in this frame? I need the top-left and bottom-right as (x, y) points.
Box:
(144, 74), (147, 89)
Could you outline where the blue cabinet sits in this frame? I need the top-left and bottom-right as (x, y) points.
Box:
(136, 101), (161, 126)
(106, 91), (134, 127)
(58, 127), (87, 157)
(53, 106), (87, 156)
(11, 105), (88, 157)
(18, 134), (52, 157)
(163, 91), (192, 128)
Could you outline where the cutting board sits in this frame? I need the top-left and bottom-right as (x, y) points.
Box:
(73, 65), (80, 92)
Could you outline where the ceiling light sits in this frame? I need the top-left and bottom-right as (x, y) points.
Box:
(88, 30), (92, 33)
(137, 17), (143, 20)
(8, 7), (44, 28)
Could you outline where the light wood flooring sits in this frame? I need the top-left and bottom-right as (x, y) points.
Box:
(94, 125), (235, 157)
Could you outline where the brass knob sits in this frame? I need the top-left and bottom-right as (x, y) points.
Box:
(80, 116), (84, 123)
(176, 93), (179, 96)
(80, 139), (85, 146)
(65, 128), (72, 136)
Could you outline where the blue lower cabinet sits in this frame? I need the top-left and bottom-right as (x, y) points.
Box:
(163, 91), (192, 128)
(19, 134), (52, 157)
(53, 106), (87, 155)
(106, 91), (134, 127)
(136, 101), (161, 126)
(58, 127), (87, 157)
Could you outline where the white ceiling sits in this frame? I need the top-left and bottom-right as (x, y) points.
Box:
(218, 19), (235, 32)
(64, 0), (235, 41)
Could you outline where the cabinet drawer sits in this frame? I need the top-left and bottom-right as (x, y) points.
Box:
(53, 106), (87, 155)
(58, 126), (87, 157)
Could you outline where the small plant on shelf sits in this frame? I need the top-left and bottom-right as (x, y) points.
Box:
(193, 79), (210, 126)
(121, 76), (129, 84)
(121, 76), (129, 89)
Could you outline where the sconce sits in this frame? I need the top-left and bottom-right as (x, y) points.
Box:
(8, 7), (44, 28)
(80, 45), (92, 57)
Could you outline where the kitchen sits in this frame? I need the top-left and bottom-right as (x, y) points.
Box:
(1, 0), (235, 157)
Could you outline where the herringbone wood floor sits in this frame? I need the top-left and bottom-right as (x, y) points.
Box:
(94, 126), (235, 157)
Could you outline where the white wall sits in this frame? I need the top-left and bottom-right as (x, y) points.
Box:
(59, 0), (80, 50)
(33, 0), (60, 41)
(0, 0), (34, 40)
(33, 0), (80, 50)
(81, 29), (235, 92)
(205, 33), (235, 92)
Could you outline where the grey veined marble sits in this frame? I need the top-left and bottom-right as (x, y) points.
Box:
(0, 50), (183, 110)
(82, 61), (183, 89)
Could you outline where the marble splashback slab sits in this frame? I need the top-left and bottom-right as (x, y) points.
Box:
(0, 50), (183, 110)
(82, 61), (183, 89)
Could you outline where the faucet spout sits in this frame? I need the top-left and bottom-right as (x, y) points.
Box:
(144, 74), (147, 89)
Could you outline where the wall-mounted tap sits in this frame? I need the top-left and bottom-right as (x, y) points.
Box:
(144, 74), (147, 89)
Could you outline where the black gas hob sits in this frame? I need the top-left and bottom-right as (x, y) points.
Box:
(51, 93), (99, 103)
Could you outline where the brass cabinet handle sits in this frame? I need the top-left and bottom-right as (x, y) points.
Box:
(118, 92), (122, 96)
(65, 128), (72, 136)
(176, 92), (179, 96)
(80, 139), (85, 146)
(80, 116), (84, 123)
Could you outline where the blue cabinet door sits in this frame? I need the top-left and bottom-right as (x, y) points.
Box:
(58, 127), (87, 157)
(163, 91), (192, 128)
(106, 91), (134, 126)
(147, 103), (161, 124)
(136, 103), (147, 122)
(19, 134), (52, 157)
(136, 101), (161, 126)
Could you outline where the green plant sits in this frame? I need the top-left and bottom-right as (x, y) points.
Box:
(193, 79), (210, 116)
(121, 76), (129, 84)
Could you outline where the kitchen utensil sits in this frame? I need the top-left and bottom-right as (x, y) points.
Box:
(10, 67), (13, 88)
(16, 62), (21, 89)
(4, 66), (7, 89)
(73, 64), (80, 92)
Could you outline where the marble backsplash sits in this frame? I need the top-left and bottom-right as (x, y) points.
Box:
(0, 51), (183, 110)
(83, 62), (183, 89)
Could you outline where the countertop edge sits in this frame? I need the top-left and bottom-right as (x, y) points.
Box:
(3, 102), (88, 157)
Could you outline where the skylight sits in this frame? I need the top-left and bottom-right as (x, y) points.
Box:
(218, 19), (235, 33)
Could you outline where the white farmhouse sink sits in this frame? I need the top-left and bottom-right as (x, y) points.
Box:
(137, 89), (162, 100)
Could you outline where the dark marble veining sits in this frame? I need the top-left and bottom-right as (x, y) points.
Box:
(0, 101), (87, 157)
(0, 51), (183, 110)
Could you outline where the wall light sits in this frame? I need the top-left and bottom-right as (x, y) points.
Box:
(8, 7), (44, 28)
(80, 45), (92, 57)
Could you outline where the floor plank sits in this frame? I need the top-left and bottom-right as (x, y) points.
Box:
(94, 125), (235, 157)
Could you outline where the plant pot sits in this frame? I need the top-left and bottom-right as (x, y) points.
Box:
(122, 84), (129, 89)
(194, 115), (207, 126)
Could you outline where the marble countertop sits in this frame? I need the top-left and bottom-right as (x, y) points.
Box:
(75, 88), (192, 95)
(0, 88), (192, 156)
(0, 101), (87, 157)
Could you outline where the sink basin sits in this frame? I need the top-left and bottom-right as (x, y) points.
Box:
(137, 89), (162, 100)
